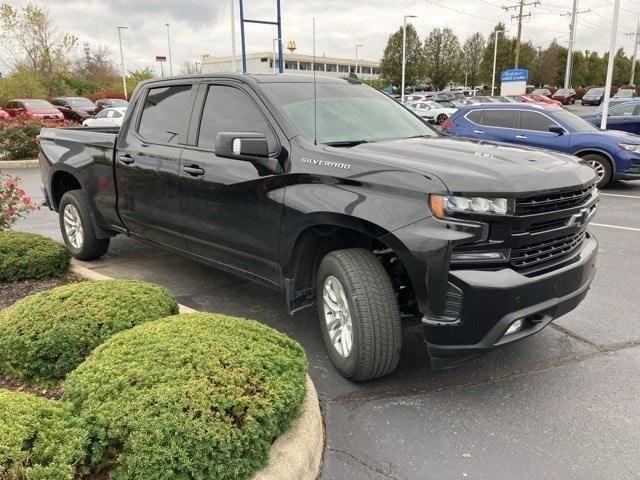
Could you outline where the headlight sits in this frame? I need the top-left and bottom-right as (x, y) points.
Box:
(429, 194), (510, 218)
(619, 143), (640, 153)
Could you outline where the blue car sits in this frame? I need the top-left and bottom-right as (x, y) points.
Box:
(444, 103), (640, 187)
(582, 100), (640, 135)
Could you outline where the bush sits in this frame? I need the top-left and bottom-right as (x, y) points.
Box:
(0, 116), (73, 160)
(1, 175), (40, 229)
(0, 280), (178, 384)
(87, 89), (126, 102)
(0, 231), (70, 282)
(64, 313), (308, 480)
(0, 388), (86, 480)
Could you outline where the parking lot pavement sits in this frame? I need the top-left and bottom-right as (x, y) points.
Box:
(9, 167), (640, 480)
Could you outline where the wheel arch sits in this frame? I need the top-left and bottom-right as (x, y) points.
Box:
(50, 168), (83, 211)
(573, 148), (616, 173)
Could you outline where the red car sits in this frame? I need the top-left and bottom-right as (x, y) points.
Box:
(551, 88), (577, 105)
(4, 99), (64, 120)
(0, 109), (9, 119)
(520, 93), (562, 106)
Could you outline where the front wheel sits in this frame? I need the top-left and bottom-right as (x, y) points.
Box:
(59, 190), (110, 260)
(316, 248), (402, 382)
(582, 153), (613, 188)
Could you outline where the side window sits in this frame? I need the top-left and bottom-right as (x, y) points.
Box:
(96, 110), (109, 118)
(138, 85), (192, 144)
(519, 111), (556, 132)
(466, 110), (483, 124)
(198, 85), (277, 151)
(610, 103), (636, 116)
(113, 111), (123, 118)
(479, 110), (517, 128)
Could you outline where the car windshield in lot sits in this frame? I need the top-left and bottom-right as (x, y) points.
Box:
(69, 98), (96, 109)
(263, 82), (436, 145)
(553, 110), (599, 132)
(23, 100), (54, 109)
(586, 88), (604, 95)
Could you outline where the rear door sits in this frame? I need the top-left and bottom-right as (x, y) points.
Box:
(514, 110), (570, 152)
(472, 109), (518, 142)
(178, 82), (285, 284)
(115, 82), (196, 250)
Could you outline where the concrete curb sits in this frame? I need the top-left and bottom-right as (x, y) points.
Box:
(0, 159), (39, 169)
(69, 260), (324, 480)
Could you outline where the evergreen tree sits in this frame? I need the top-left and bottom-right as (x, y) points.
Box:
(424, 27), (462, 90)
(379, 23), (425, 89)
(463, 33), (485, 88)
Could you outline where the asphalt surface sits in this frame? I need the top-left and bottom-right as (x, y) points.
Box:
(7, 117), (640, 479)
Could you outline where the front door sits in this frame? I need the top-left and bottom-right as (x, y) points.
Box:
(513, 110), (570, 152)
(179, 83), (285, 284)
(115, 83), (195, 251)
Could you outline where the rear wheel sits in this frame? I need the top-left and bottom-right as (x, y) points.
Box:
(316, 248), (402, 382)
(59, 190), (110, 260)
(582, 153), (613, 188)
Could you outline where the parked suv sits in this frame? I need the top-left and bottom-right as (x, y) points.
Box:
(445, 103), (640, 187)
(552, 88), (577, 105)
(581, 101), (640, 135)
(39, 74), (599, 381)
(582, 88), (605, 106)
(50, 97), (98, 122)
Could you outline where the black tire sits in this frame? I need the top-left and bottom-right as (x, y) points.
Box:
(582, 153), (613, 188)
(316, 248), (402, 381)
(59, 190), (110, 260)
(436, 114), (447, 125)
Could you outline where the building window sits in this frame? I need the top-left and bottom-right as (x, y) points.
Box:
(338, 64), (349, 73)
(313, 63), (324, 71)
(299, 61), (311, 70)
(372, 68), (379, 75)
(326, 63), (337, 72)
(285, 61), (298, 70)
(361, 66), (371, 74)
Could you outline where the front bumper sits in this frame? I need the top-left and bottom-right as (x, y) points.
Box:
(425, 235), (597, 358)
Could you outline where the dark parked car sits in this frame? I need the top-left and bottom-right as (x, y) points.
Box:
(94, 98), (129, 113)
(50, 97), (98, 122)
(582, 101), (640, 135)
(552, 88), (577, 105)
(582, 88), (606, 106)
(4, 99), (64, 120)
(445, 103), (640, 187)
(39, 74), (598, 381)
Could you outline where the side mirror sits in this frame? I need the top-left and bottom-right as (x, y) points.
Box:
(548, 125), (565, 135)
(215, 132), (269, 161)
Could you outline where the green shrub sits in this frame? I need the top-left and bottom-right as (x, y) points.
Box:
(0, 388), (86, 480)
(0, 231), (71, 282)
(0, 280), (178, 383)
(64, 313), (308, 480)
(0, 116), (73, 160)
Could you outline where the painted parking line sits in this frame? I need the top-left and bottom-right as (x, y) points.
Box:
(601, 193), (640, 199)
(591, 223), (640, 232)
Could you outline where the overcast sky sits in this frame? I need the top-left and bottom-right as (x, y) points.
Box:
(13, 0), (640, 74)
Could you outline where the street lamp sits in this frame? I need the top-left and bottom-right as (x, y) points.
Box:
(491, 28), (505, 96)
(354, 44), (363, 76)
(165, 23), (173, 76)
(272, 38), (281, 73)
(116, 26), (129, 100)
(401, 14), (417, 104)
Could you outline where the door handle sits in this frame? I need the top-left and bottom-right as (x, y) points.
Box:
(118, 154), (134, 165)
(515, 135), (528, 140)
(183, 165), (205, 177)
(473, 129), (485, 134)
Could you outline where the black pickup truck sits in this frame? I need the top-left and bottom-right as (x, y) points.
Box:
(39, 74), (599, 381)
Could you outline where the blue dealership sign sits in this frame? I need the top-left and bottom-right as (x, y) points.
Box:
(500, 68), (529, 82)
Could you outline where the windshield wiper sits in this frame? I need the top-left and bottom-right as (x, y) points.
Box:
(323, 140), (371, 147)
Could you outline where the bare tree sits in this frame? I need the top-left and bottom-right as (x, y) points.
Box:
(180, 60), (202, 75)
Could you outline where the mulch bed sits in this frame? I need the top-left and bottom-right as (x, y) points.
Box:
(0, 271), (84, 309)
(0, 374), (63, 399)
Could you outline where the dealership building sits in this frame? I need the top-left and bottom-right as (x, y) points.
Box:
(201, 51), (380, 79)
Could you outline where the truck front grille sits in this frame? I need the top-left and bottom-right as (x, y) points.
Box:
(515, 183), (596, 215)
(510, 230), (586, 269)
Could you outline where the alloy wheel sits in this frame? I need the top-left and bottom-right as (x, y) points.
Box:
(322, 275), (353, 358)
(63, 204), (84, 249)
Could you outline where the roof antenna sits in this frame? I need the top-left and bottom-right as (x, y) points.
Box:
(312, 17), (317, 146)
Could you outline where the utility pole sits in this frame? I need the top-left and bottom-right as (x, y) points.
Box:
(560, 0), (590, 89)
(230, 0), (237, 72)
(165, 23), (173, 76)
(503, 0), (540, 68)
(491, 28), (505, 95)
(116, 26), (129, 100)
(625, 20), (640, 85)
(601, 0), (621, 130)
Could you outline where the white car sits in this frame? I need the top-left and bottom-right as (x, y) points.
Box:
(407, 101), (457, 124)
(82, 107), (127, 127)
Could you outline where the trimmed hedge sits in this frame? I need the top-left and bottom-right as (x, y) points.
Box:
(0, 231), (71, 282)
(0, 388), (85, 480)
(63, 313), (308, 480)
(0, 280), (178, 384)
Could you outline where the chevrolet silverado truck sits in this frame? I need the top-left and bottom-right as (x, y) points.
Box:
(38, 74), (599, 381)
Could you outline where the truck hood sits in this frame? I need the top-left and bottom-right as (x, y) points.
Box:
(349, 136), (596, 195)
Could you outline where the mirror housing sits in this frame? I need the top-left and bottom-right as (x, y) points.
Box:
(215, 132), (269, 161)
(548, 125), (565, 135)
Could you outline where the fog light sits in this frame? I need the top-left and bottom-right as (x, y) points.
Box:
(505, 319), (524, 336)
(450, 251), (509, 263)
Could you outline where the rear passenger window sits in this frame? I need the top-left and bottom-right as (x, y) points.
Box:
(138, 85), (192, 144)
(479, 110), (517, 128)
(518, 111), (556, 131)
(198, 85), (276, 151)
(466, 110), (483, 123)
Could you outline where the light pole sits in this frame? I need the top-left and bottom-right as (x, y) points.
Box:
(272, 38), (280, 73)
(354, 44), (363, 76)
(230, 0), (237, 72)
(401, 15), (417, 104)
(116, 26), (129, 100)
(491, 28), (505, 96)
(165, 23), (173, 76)
(601, 0), (621, 130)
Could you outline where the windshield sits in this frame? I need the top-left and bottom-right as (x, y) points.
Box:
(586, 88), (604, 95)
(554, 110), (598, 132)
(69, 98), (96, 109)
(262, 82), (436, 144)
(23, 100), (54, 109)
